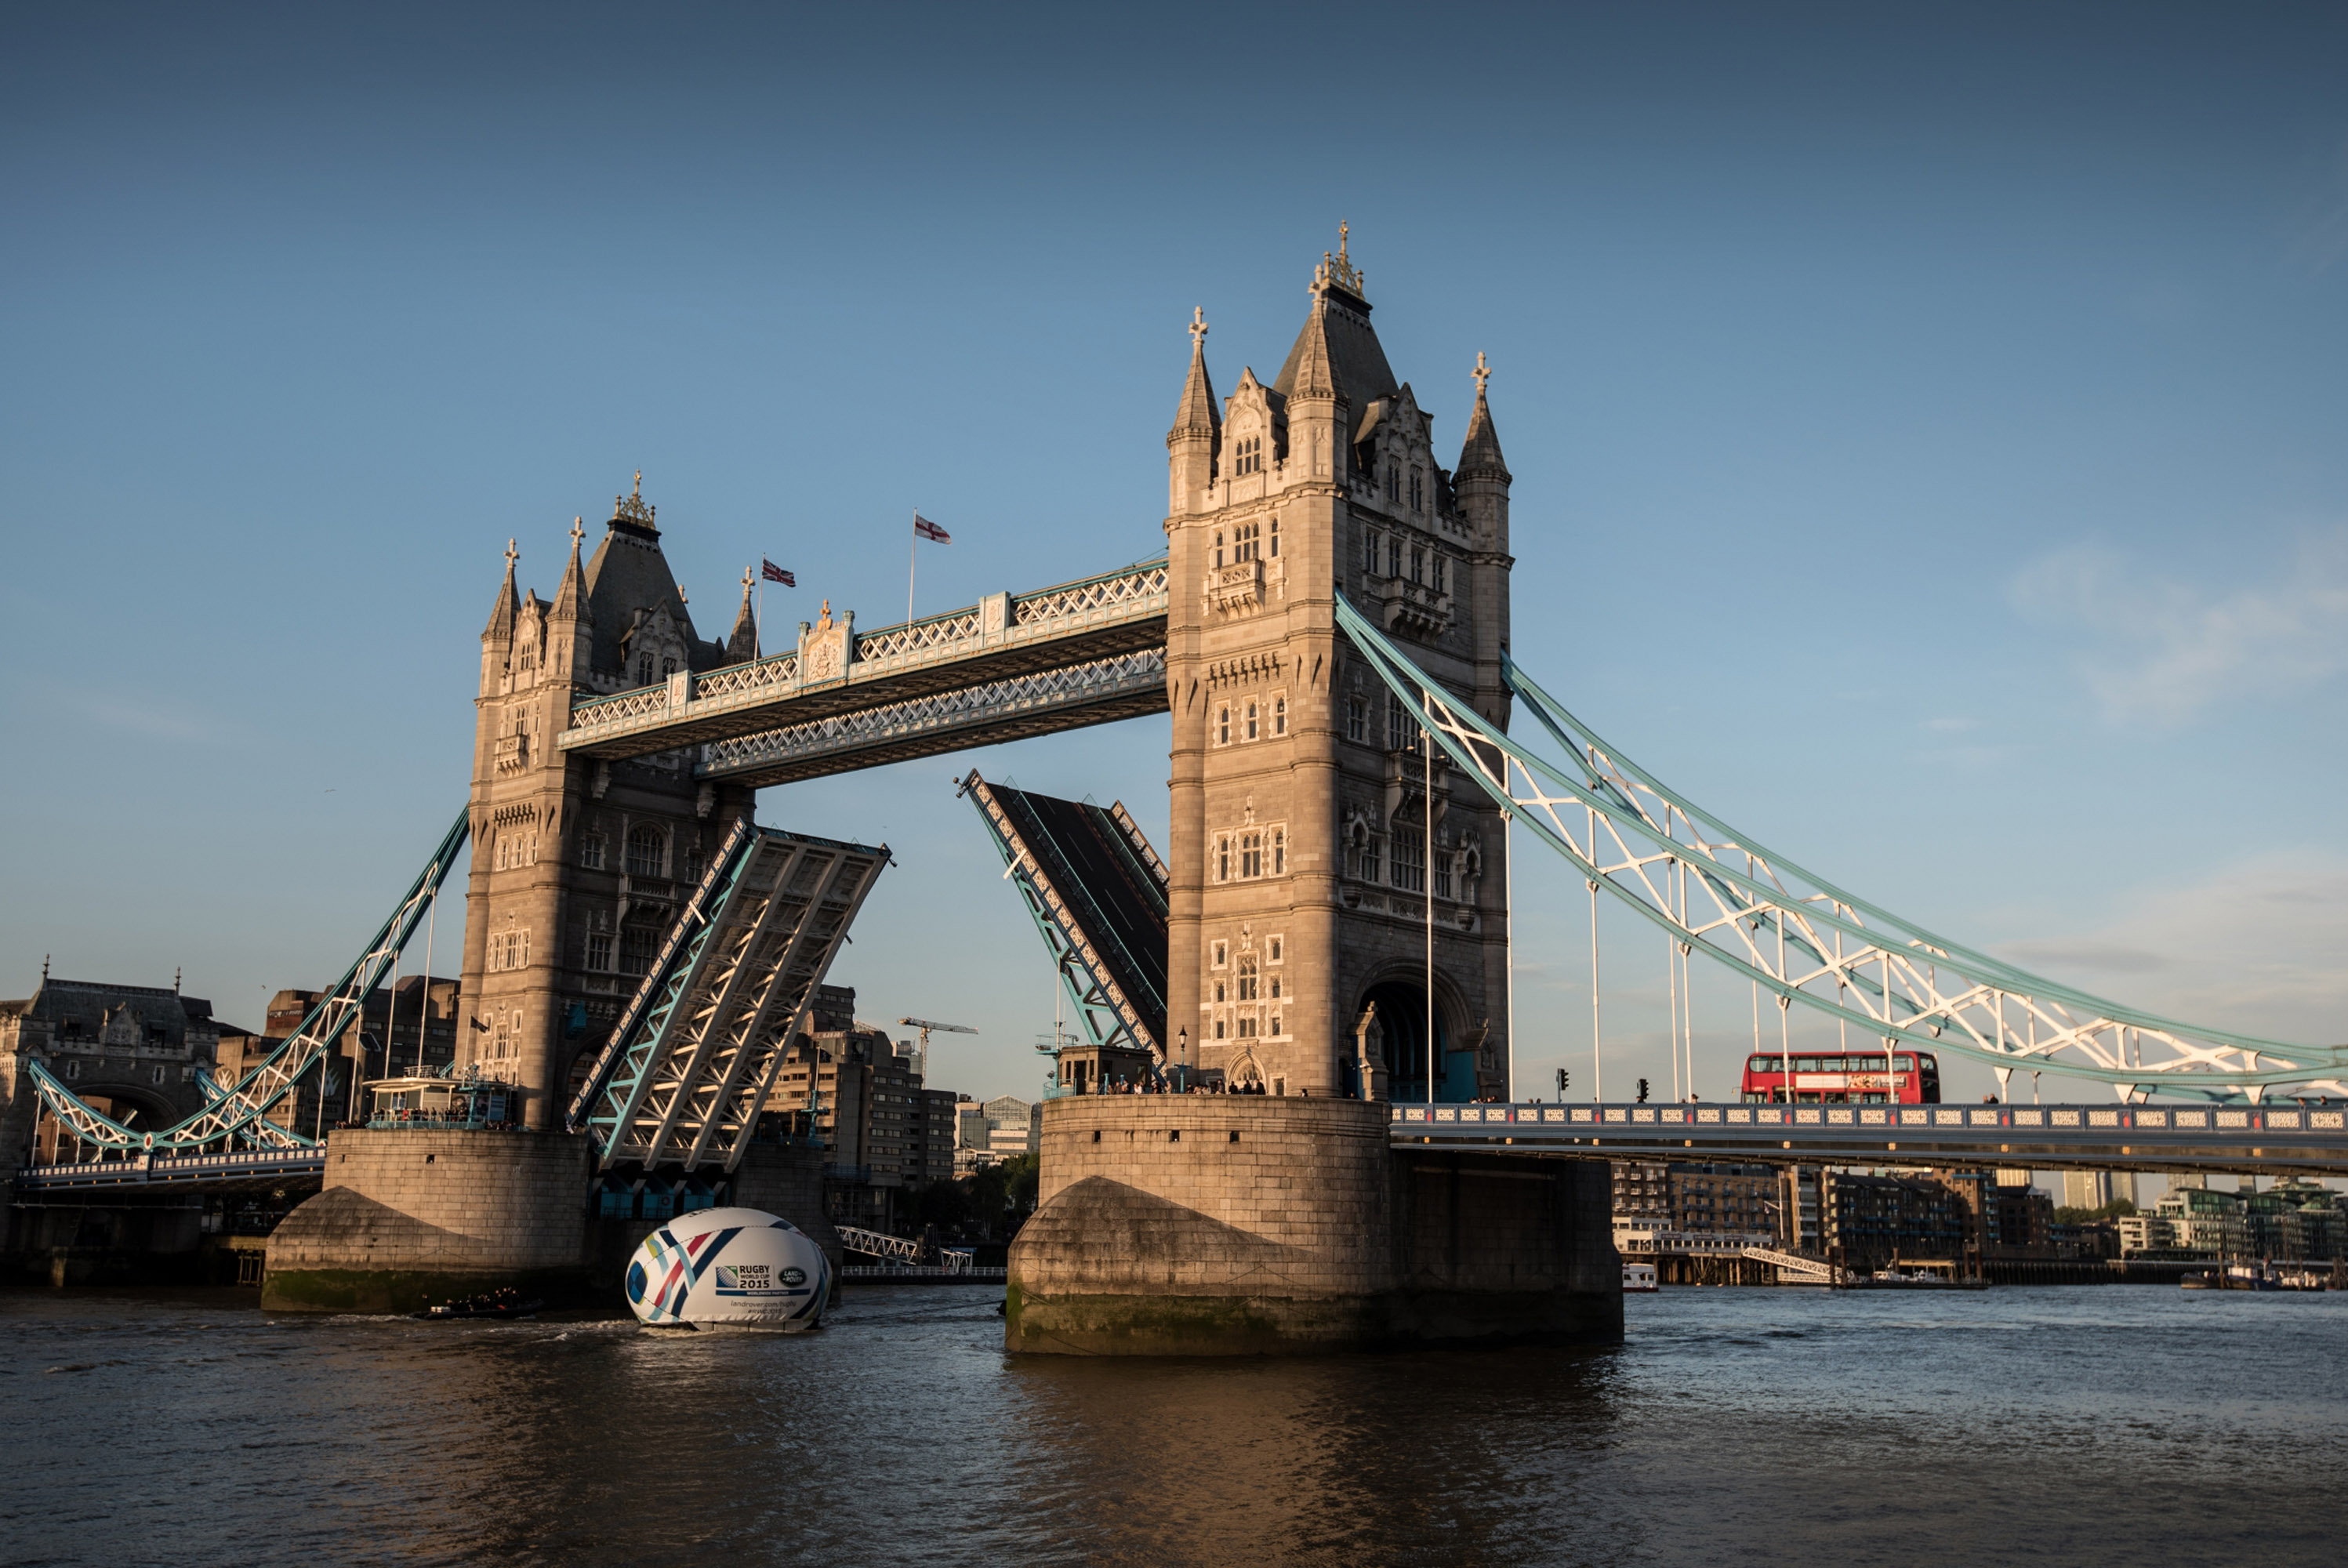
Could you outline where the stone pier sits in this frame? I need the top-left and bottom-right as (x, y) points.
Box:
(1007, 1096), (1620, 1355)
(262, 1129), (836, 1312)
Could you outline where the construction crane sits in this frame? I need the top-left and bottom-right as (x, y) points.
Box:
(898, 1017), (976, 1082)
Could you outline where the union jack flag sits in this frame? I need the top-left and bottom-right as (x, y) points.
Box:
(760, 558), (794, 586)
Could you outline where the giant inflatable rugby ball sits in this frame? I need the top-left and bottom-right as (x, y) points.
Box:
(625, 1207), (831, 1329)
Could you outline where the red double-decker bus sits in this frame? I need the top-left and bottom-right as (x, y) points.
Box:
(1740, 1049), (1941, 1105)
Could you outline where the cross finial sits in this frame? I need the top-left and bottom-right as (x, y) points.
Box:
(632, 469), (642, 498)
(741, 564), (756, 594)
(504, 538), (518, 568)
(1189, 305), (1208, 350)
(571, 516), (584, 548)
(1338, 220), (1348, 261)
(1472, 350), (1491, 398)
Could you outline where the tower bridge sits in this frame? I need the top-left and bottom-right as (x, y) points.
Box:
(12, 231), (2348, 1340)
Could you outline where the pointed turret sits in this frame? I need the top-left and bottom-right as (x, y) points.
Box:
(1168, 306), (1221, 445)
(725, 568), (760, 664)
(550, 518), (590, 624)
(1457, 351), (1510, 483)
(1166, 307), (1223, 517)
(483, 539), (520, 641)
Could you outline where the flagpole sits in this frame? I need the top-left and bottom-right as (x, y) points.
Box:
(906, 511), (918, 630)
(756, 566), (764, 653)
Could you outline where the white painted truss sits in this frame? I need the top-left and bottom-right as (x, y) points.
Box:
(28, 809), (470, 1156)
(1334, 595), (2348, 1102)
(701, 647), (1167, 785)
(582, 826), (888, 1172)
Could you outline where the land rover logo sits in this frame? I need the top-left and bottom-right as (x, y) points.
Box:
(781, 1267), (807, 1287)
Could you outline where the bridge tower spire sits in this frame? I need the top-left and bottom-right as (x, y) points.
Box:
(1164, 233), (1515, 1099)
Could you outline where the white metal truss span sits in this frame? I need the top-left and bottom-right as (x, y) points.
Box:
(582, 825), (888, 1173)
(700, 648), (1168, 787)
(1333, 594), (2348, 1102)
(27, 808), (470, 1155)
(560, 558), (1170, 761)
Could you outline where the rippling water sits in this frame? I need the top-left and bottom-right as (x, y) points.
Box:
(2, 1282), (2340, 1566)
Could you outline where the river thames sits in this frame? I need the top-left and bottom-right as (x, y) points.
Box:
(2, 1283), (2340, 1566)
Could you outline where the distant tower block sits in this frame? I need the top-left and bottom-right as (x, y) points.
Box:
(1164, 230), (1515, 1101)
(464, 481), (762, 1128)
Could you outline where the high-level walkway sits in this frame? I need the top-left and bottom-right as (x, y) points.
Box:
(557, 559), (1170, 784)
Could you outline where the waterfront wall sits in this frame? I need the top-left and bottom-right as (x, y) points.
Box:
(1007, 1097), (1620, 1354)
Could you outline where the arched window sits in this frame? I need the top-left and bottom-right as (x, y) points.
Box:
(1237, 956), (1257, 1001)
(1268, 517), (1279, 557)
(626, 824), (667, 878)
(1217, 707), (1231, 745)
(1386, 536), (1402, 578)
(1410, 546), (1424, 583)
(1215, 837), (1230, 881)
(1244, 702), (1258, 741)
(1385, 464), (1399, 502)
(1272, 829), (1285, 875)
(1273, 697), (1287, 736)
(635, 652), (655, 686)
(1410, 468), (1424, 511)
(1365, 529), (1380, 575)
(1212, 531), (1224, 569)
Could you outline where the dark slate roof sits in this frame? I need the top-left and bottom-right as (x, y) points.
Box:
(1272, 283), (1396, 408)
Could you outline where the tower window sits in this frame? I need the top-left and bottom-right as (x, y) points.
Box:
(1365, 530), (1380, 576)
(1273, 696), (1287, 736)
(1268, 517), (1279, 557)
(1410, 546), (1424, 583)
(1240, 832), (1262, 879)
(1272, 829), (1285, 875)
(1213, 531), (1224, 569)
(1244, 702), (1258, 741)
(1392, 833), (1425, 894)
(1233, 435), (1264, 475)
(635, 652), (655, 686)
(1385, 464), (1399, 502)
(1237, 956), (1258, 1001)
(581, 834), (606, 870)
(1434, 555), (1447, 593)
(626, 824), (667, 878)
(1410, 468), (1424, 511)
(1345, 696), (1366, 742)
(1387, 536), (1402, 578)
(1217, 707), (1231, 745)
(1216, 837), (1231, 882)
(1434, 848), (1454, 900)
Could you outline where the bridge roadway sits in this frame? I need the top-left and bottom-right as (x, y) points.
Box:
(1393, 1098), (2348, 1178)
(20, 1096), (2346, 1194)
(556, 559), (1170, 786)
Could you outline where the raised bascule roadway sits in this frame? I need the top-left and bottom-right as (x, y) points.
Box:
(13, 236), (2348, 1344)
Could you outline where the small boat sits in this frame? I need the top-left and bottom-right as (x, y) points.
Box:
(413, 1287), (544, 1321)
(1622, 1262), (1659, 1294)
(2179, 1271), (2216, 1290)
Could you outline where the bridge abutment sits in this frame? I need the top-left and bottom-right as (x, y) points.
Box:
(1006, 1097), (1620, 1355)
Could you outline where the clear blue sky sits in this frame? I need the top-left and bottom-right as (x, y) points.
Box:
(4, 3), (2344, 1115)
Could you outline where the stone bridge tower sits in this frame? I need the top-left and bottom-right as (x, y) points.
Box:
(1164, 233), (1515, 1101)
(463, 478), (760, 1129)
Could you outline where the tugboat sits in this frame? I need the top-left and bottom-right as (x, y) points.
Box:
(413, 1286), (544, 1321)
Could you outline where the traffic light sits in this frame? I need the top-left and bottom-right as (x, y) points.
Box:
(1636, 1077), (1650, 1103)
(1555, 1067), (1570, 1096)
